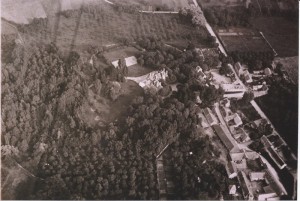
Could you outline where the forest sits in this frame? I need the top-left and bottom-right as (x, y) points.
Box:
(2, 33), (226, 199)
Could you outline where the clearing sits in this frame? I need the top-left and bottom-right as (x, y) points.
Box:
(78, 80), (144, 126)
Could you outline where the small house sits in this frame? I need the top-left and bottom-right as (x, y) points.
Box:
(249, 172), (266, 181)
(229, 185), (237, 195)
(244, 70), (253, 83)
(264, 68), (272, 76)
(234, 62), (243, 77)
(226, 161), (237, 179)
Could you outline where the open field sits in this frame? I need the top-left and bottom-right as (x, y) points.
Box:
(274, 56), (298, 83)
(18, 2), (210, 53)
(250, 17), (298, 57)
(217, 28), (272, 53)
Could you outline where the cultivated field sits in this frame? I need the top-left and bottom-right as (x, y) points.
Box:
(19, 2), (210, 53)
(250, 17), (298, 57)
(217, 28), (272, 53)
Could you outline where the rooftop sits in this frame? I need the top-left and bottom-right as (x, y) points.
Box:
(212, 124), (240, 152)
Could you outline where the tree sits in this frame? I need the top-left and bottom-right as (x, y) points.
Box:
(241, 91), (254, 103)
(219, 63), (232, 75)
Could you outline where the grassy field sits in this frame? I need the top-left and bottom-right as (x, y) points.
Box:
(217, 28), (272, 53)
(19, 2), (210, 53)
(250, 17), (298, 57)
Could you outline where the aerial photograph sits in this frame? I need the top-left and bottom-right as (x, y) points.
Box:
(1, 0), (298, 200)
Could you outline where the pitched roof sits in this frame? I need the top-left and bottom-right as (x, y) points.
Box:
(229, 185), (237, 194)
(249, 172), (266, 181)
(226, 161), (237, 176)
(230, 152), (245, 162)
(237, 171), (253, 199)
(212, 124), (240, 152)
(203, 108), (217, 125)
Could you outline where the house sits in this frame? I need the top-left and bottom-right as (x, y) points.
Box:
(243, 70), (253, 83)
(252, 85), (263, 91)
(253, 70), (264, 75)
(234, 128), (250, 142)
(221, 98), (230, 108)
(249, 172), (265, 181)
(257, 193), (278, 201)
(212, 124), (240, 153)
(203, 108), (218, 126)
(221, 84), (246, 93)
(226, 161), (237, 179)
(266, 146), (287, 170)
(264, 68), (272, 76)
(224, 92), (245, 99)
(233, 113), (243, 127)
(230, 150), (259, 162)
(196, 66), (207, 80)
(230, 152), (245, 162)
(111, 56), (137, 68)
(197, 112), (210, 128)
(234, 62), (243, 77)
(237, 171), (254, 200)
(229, 185), (237, 195)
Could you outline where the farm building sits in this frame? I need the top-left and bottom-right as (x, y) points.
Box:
(234, 62), (243, 77)
(243, 70), (253, 83)
(212, 124), (240, 153)
(265, 146), (287, 170)
(112, 56), (137, 68)
(249, 172), (266, 181)
(226, 161), (237, 179)
(264, 68), (272, 76)
(229, 185), (237, 195)
(221, 84), (246, 93)
(202, 108), (218, 126)
(237, 171), (254, 200)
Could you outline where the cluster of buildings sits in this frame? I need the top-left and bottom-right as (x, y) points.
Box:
(111, 56), (137, 68)
(194, 92), (288, 200)
(138, 69), (168, 90)
(225, 150), (287, 200)
(234, 62), (270, 98)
